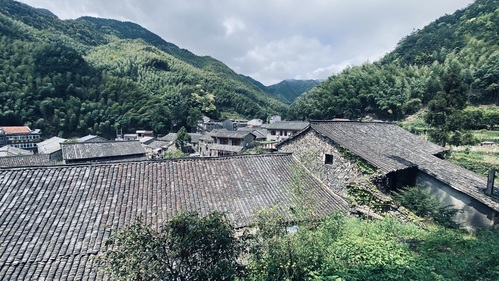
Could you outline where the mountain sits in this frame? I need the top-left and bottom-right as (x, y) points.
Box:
(288, 0), (499, 121)
(267, 79), (321, 105)
(0, 0), (287, 138)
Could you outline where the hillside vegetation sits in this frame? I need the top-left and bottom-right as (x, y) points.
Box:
(0, 0), (287, 138)
(288, 0), (498, 145)
(267, 79), (321, 105)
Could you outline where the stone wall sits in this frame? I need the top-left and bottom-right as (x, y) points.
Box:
(278, 129), (365, 197)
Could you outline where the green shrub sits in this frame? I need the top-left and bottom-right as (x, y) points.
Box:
(393, 184), (460, 228)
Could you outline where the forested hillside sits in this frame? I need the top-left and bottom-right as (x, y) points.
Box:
(288, 0), (498, 144)
(267, 79), (321, 104)
(0, 0), (287, 138)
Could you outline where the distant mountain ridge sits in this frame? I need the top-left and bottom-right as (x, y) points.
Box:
(0, 0), (288, 138)
(267, 79), (321, 104)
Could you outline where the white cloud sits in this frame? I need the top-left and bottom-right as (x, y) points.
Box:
(223, 17), (246, 37)
(18, 0), (475, 85)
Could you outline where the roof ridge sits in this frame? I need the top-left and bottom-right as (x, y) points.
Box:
(310, 119), (397, 124)
(0, 153), (295, 170)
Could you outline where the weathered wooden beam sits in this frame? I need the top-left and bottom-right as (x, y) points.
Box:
(485, 169), (495, 196)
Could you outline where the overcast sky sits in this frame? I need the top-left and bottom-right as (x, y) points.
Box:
(18, 0), (474, 85)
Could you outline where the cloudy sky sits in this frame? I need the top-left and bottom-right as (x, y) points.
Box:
(18, 0), (474, 85)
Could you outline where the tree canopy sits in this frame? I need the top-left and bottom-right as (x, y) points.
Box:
(287, 0), (499, 131)
(0, 0), (287, 139)
(101, 212), (241, 281)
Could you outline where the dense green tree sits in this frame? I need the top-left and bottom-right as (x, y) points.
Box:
(425, 60), (469, 146)
(175, 126), (191, 152)
(101, 212), (242, 281)
(0, 1), (287, 139)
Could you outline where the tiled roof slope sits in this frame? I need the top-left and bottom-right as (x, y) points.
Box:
(266, 121), (310, 131)
(0, 126), (31, 134)
(309, 121), (498, 212)
(37, 137), (67, 154)
(62, 141), (146, 161)
(0, 154), (348, 280)
(0, 154), (57, 167)
(210, 130), (254, 139)
(0, 145), (33, 157)
(310, 121), (446, 173)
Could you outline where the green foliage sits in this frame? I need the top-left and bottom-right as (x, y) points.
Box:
(247, 213), (499, 281)
(0, 1), (287, 139)
(425, 59), (471, 146)
(267, 79), (321, 105)
(447, 147), (499, 176)
(163, 149), (185, 159)
(101, 212), (241, 281)
(461, 106), (499, 130)
(102, 209), (499, 281)
(393, 184), (460, 228)
(346, 180), (388, 213)
(288, 0), (499, 135)
(246, 211), (346, 281)
(338, 147), (377, 175)
(174, 126), (191, 152)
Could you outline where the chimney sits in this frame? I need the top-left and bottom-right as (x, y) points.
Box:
(485, 169), (495, 196)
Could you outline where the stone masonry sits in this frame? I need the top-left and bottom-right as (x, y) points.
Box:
(278, 129), (365, 197)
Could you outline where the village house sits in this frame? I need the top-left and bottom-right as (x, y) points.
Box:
(247, 118), (264, 127)
(0, 145), (33, 157)
(136, 130), (154, 138)
(0, 154), (57, 167)
(264, 121), (309, 142)
(199, 133), (214, 156)
(207, 129), (256, 156)
(37, 136), (67, 161)
(142, 139), (171, 158)
(77, 134), (107, 143)
(61, 141), (147, 164)
(262, 121), (309, 150)
(0, 126), (42, 150)
(277, 120), (498, 228)
(0, 154), (348, 279)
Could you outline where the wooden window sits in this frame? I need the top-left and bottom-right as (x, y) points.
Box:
(324, 154), (333, 165)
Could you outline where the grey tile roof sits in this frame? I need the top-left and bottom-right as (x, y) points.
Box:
(199, 133), (214, 142)
(189, 133), (203, 144)
(210, 130), (254, 139)
(158, 133), (176, 142)
(0, 154), (348, 279)
(303, 120), (498, 212)
(211, 144), (244, 153)
(266, 121), (310, 131)
(237, 128), (267, 139)
(139, 136), (155, 144)
(77, 135), (107, 143)
(0, 145), (33, 157)
(62, 141), (146, 161)
(0, 154), (58, 167)
(143, 140), (170, 149)
(309, 121), (443, 173)
(37, 137), (67, 154)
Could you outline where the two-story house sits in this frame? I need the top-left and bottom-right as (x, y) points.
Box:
(208, 129), (256, 156)
(265, 121), (309, 142)
(0, 126), (42, 150)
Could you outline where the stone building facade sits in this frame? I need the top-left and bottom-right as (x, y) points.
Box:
(279, 120), (499, 229)
(278, 129), (366, 197)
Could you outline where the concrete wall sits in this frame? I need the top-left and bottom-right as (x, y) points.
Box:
(278, 130), (365, 197)
(416, 171), (496, 229)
